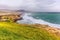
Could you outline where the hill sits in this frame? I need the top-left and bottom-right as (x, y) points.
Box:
(0, 22), (60, 40)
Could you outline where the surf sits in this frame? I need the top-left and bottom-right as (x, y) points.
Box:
(17, 12), (60, 28)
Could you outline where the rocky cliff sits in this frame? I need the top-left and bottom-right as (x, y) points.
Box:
(0, 11), (22, 22)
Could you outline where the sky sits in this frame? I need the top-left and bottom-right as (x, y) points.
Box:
(0, 0), (60, 12)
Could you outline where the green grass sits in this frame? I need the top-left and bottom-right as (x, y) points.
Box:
(0, 22), (59, 40)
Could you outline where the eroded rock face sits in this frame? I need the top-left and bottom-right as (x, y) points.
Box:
(0, 11), (23, 22)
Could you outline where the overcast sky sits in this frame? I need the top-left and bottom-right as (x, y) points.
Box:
(0, 0), (60, 12)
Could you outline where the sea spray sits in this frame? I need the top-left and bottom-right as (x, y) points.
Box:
(17, 12), (60, 28)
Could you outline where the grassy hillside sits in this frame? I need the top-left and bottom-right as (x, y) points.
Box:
(0, 22), (59, 40)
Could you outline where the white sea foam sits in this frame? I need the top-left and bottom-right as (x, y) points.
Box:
(17, 13), (60, 28)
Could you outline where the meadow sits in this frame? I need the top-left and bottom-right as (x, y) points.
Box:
(0, 22), (59, 40)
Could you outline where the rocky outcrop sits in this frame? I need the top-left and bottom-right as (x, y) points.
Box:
(0, 11), (23, 22)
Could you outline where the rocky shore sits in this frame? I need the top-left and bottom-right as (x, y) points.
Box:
(0, 11), (23, 22)
(0, 10), (60, 40)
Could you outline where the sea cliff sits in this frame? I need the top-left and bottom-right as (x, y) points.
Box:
(0, 11), (60, 40)
(0, 11), (22, 22)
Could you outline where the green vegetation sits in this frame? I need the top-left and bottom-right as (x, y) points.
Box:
(0, 22), (59, 40)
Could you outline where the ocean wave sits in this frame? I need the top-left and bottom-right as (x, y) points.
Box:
(17, 12), (60, 28)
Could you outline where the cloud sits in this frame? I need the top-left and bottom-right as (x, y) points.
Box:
(0, 0), (60, 12)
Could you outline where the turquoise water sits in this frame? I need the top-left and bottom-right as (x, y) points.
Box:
(30, 12), (60, 24)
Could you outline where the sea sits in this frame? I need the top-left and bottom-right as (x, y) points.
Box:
(17, 12), (60, 28)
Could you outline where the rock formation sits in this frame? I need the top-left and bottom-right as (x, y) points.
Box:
(0, 11), (22, 22)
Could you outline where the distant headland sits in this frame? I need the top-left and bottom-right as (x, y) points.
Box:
(0, 10), (23, 22)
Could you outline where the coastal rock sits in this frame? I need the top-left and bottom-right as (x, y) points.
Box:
(0, 11), (23, 22)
